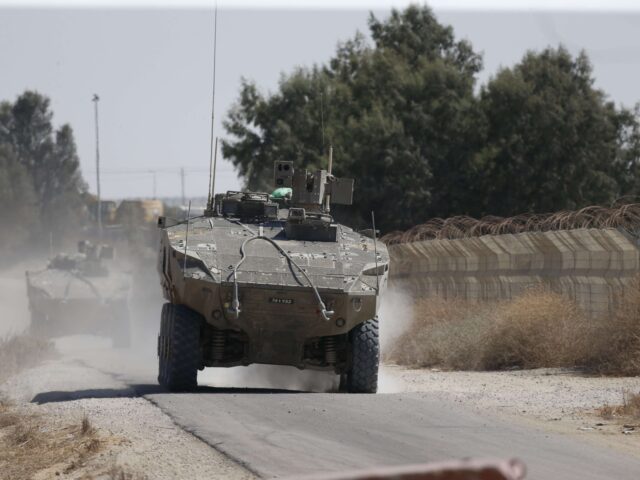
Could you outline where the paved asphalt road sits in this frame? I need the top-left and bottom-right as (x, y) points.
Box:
(147, 390), (640, 479)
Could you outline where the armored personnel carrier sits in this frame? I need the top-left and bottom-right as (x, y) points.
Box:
(26, 241), (131, 347)
(156, 161), (389, 393)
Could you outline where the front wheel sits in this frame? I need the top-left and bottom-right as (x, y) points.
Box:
(158, 304), (202, 392)
(345, 317), (379, 393)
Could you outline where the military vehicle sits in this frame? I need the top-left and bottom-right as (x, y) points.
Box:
(156, 160), (389, 393)
(26, 241), (131, 347)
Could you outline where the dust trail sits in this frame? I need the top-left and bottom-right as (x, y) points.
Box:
(0, 263), (44, 337)
(198, 365), (337, 392)
(197, 287), (415, 393)
(53, 285), (414, 393)
(377, 287), (414, 393)
(3, 251), (413, 393)
(378, 287), (414, 357)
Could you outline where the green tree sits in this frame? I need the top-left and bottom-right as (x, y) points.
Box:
(477, 47), (639, 215)
(223, 5), (640, 231)
(0, 91), (86, 239)
(224, 69), (330, 193)
(223, 5), (484, 231)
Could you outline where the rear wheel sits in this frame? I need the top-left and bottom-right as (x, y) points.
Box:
(345, 317), (379, 393)
(157, 303), (202, 392)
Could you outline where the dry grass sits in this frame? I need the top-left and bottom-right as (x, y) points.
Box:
(0, 399), (141, 479)
(384, 296), (495, 369)
(105, 465), (148, 480)
(0, 333), (56, 384)
(82, 415), (94, 436)
(598, 391), (640, 421)
(385, 279), (640, 374)
(582, 277), (640, 376)
(0, 401), (106, 479)
(385, 286), (591, 370)
(481, 287), (589, 370)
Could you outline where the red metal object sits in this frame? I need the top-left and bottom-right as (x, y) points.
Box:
(287, 458), (526, 480)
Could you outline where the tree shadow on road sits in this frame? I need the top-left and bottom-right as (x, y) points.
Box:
(31, 384), (304, 404)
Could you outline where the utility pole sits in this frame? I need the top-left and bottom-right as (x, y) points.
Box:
(180, 167), (186, 206)
(92, 94), (102, 237)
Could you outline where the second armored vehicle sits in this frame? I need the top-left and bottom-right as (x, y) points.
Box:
(156, 161), (389, 392)
(26, 241), (131, 347)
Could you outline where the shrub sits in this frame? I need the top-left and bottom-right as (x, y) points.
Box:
(385, 286), (590, 370)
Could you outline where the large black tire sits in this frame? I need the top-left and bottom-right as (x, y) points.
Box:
(157, 304), (202, 392)
(346, 317), (379, 393)
(110, 301), (131, 348)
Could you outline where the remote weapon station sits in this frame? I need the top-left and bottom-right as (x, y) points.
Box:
(155, 9), (388, 393)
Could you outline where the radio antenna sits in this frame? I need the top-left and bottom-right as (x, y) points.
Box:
(324, 145), (333, 212)
(183, 200), (192, 274)
(210, 137), (218, 202)
(371, 211), (380, 293)
(206, 2), (219, 215)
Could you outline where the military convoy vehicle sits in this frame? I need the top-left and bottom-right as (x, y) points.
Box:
(156, 160), (389, 393)
(26, 241), (131, 347)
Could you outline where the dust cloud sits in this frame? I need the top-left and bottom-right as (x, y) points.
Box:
(198, 365), (337, 392)
(0, 258), (48, 337)
(378, 287), (414, 358)
(377, 287), (414, 393)
(1, 245), (413, 393)
(197, 286), (416, 393)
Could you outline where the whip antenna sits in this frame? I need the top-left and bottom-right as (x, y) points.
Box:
(371, 211), (380, 293)
(210, 137), (218, 201)
(183, 200), (192, 274)
(206, 2), (219, 215)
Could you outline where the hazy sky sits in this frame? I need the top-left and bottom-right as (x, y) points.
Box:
(1, 3), (640, 200)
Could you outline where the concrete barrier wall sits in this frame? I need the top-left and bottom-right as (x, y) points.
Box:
(388, 228), (640, 317)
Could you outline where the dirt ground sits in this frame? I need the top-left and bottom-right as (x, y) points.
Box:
(0, 358), (255, 480)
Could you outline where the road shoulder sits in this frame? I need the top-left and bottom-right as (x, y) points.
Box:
(385, 365), (640, 458)
(0, 358), (255, 480)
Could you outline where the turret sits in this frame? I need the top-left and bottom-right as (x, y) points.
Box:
(273, 160), (354, 213)
(274, 160), (354, 242)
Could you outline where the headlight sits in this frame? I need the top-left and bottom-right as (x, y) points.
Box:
(351, 297), (362, 312)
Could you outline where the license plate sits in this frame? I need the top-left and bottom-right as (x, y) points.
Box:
(269, 297), (294, 305)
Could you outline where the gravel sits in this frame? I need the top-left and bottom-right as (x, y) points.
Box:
(1, 359), (255, 480)
(382, 365), (640, 457)
(385, 366), (640, 419)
